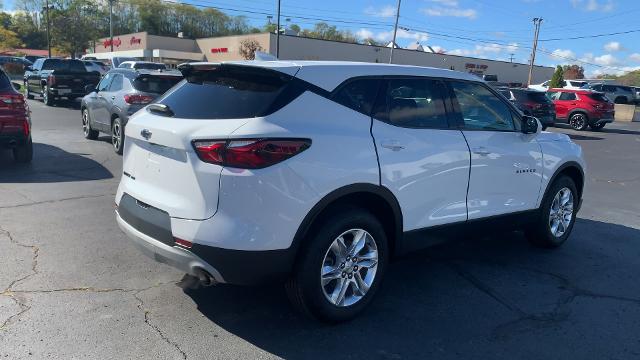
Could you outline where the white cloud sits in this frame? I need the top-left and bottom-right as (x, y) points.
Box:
(446, 43), (520, 58)
(629, 53), (640, 62)
(570, 0), (614, 12)
(356, 28), (429, 43)
(549, 48), (576, 62)
(421, 0), (477, 19)
(603, 41), (623, 52)
(593, 54), (620, 66)
(356, 29), (374, 40)
(364, 5), (396, 18)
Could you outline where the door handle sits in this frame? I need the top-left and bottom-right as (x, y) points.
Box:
(111, 96), (116, 100)
(472, 147), (491, 156)
(381, 141), (405, 151)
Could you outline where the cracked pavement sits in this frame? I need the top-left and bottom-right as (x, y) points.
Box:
(1, 100), (639, 359)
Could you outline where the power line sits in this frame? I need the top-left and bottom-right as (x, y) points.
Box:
(538, 28), (640, 41)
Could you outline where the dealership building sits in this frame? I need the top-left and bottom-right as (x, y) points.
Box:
(88, 31), (554, 84)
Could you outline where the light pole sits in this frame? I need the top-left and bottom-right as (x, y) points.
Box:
(44, 0), (51, 58)
(389, 0), (401, 64)
(109, 0), (114, 52)
(527, 17), (543, 86)
(275, 0), (281, 58)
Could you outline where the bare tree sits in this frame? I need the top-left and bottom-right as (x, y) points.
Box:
(239, 38), (263, 60)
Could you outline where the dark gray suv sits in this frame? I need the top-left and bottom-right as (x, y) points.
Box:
(80, 69), (183, 154)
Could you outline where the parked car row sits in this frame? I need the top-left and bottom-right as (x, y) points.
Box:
(0, 68), (32, 163)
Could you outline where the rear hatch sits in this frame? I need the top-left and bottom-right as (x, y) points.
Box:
(513, 89), (555, 117)
(126, 73), (183, 113)
(0, 74), (27, 136)
(44, 59), (100, 92)
(120, 63), (300, 220)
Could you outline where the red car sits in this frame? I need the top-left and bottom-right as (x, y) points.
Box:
(548, 88), (614, 131)
(0, 69), (32, 163)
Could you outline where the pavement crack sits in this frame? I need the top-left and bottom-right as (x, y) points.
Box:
(133, 286), (188, 359)
(0, 193), (115, 210)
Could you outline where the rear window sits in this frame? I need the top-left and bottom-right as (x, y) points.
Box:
(513, 90), (551, 103)
(42, 59), (86, 72)
(0, 71), (12, 90)
(156, 66), (297, 119)
(588, 93), (609, 102)
(132, 75), (182, 94)
(134, 63), (166, 70)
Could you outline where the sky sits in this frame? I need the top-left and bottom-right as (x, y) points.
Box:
(5, 0), (640, 77)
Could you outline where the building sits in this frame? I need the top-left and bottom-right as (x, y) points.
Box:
(89, 32), (554, 84)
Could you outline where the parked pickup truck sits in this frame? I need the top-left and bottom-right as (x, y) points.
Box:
(24, 58), (100, 106)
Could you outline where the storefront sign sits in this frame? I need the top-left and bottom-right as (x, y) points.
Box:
(465, 63), (488, 70)
(130, 36), (141, 45)
(103, 38), (122, 48)
(211, 47), (228, 54)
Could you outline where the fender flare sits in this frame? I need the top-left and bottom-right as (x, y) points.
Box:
(540, 161), (585, 207)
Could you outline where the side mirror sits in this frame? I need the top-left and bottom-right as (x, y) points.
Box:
(85, 84), (96, 94)
(522, 115), (539, 134)
(12, 82), (21, 91)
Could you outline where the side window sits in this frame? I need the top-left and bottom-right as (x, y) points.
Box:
(542, 81), (549, 87)
(374, 78), (449, 128)
(548, 91), (559, 100)
(32, 59), (42, 70)
(558, 92), (576, 101)
(97, 73), (114, 92)
(332, 79), (380, 116)
(109, 74), (123, 92)
(592, 84), (602, 91)
(450, 81), (515, 131)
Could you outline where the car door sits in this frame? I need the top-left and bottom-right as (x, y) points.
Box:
(370, 77), (470, 230)
(91, 73), (115, 129)
(27, 59), (42, 92)
(448, 80), (543, 220)
(555, 92), (578, 120)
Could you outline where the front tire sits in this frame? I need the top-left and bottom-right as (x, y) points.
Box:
(111, 117), (124, 155)
(25, 83), (33, 99)
(43, 85), (54, 106)
(286, 207), (388, 323)
(525, 176), (578, 248)
(82, 108), (99, 140)
(13, 138), (33, 163)
(569, 113), (589, 131)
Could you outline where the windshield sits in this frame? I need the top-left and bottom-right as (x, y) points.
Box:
(134, 63), (166, 70)
(42, 59), (86, 72)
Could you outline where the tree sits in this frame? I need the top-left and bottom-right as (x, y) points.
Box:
(0, 27), (24, 50)
(289, 24), (300, 34)
(549, 65), (564, 88)
(562, 64), (585, 79)
(238, 38), (263, 60)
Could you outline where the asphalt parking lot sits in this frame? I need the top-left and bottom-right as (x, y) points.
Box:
(1, 99), (639, 359)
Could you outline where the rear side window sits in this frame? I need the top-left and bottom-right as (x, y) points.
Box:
(0, 71), (12, 90)
(588, 93), (609, 102)
(155, 66), (296, 119)
(42, 59), (86, 72)
(332, 79), (380, 116)
(132, 75), (182, 94)
(513, 90), (551, 103)
(558, 92), (577, 101)
(373, 78), (449, 129)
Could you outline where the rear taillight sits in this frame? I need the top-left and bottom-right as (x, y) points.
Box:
(174, 237), (192, 249)
(47, 74), (55, 87)
(124, 94), (154, 104)
(0, 93), (26, 110)
(193, 139), (311, 169)
(524, 102), (543, 110)
(22, 119), (30, 136)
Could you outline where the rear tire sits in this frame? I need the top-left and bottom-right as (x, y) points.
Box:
(524, 176), (578, 248)
(82, 108), (99, 140)
(569, 112), (589, 131)
(13, 138), (33, 163)
(25, 83), (33, 99)
(111, 117), (124, 155)
(43, 85), (54, 106)
(286, 207), (388, 323)
(614, 97), (627, 104)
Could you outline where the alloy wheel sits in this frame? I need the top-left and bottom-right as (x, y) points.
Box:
(82, 110), (90, 136)
(549, 187), (574, 237)
(570, 114), (586, 130)
(112, 120), (121, 151)
(320, 228), (378, 307)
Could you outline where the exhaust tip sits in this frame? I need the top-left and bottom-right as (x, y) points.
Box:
(194, 268), (217, 287)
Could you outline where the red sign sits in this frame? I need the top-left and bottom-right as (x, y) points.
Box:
(211, 47), (228, 54)
(103, 38), (122, 48)
(465, 63), (488, 70)
(130, 36), (141, 45)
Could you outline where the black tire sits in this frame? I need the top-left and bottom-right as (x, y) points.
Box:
(569, 112), (589, 131)
(25, 83), (33, 99)
(286, 207), (389, 323)
(614, 97), (627, 104)
(42, 84), (54, 106)
(590, 123), (606, 131)
(13, 138), (33, 163)
(82, 108), (99, 140)
(111, 117), (124, 155)
(524, 176), (578, 248)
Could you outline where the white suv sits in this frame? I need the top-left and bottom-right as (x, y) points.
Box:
(529, 79), (587, 91)
(115, 61), (586, 322)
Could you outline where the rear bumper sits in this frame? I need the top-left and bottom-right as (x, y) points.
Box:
(50, 88), (86, 98)
(0, 134), (28, 148)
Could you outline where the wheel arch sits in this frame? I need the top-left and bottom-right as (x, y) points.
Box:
(568, 109), (589, 122)
(290, 183), (403, 258)
(542, 161), (585, 206)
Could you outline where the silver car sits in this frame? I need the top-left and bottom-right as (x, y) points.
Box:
(584, 83), (634, 104)
(80, 68), (183, 154)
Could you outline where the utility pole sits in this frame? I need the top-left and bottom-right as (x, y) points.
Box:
(389, 0), (401, 64)
(527, 17), (542, 86)
(109, 0), (114, 52)
(509, 53), (515, 63)
(275, 0), (281, 58)
(45, 0), (51, 58)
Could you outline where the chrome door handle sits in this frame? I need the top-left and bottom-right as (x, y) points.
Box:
(472, 147), (491, 156)
(381, 141), (405, 151)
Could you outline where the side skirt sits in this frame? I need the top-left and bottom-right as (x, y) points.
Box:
(396, 209), (539, 256)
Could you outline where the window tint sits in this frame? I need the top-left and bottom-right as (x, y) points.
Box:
(513, 90), (551, 103)
(97, 73), (114, 92)
(588, 93), (609, 102)
(558, 92), (577, 101)
(603, 85), (616, 92)
(548, 91), (560, 100)
(132, 75), (182, 94)
(592, 84), (602, 91)
(332, 79), (380, 115)
(109, 74), (123, 91)
(32, 59), (42, 70)
(155, 66), (297, 119)
(133, 63), (166, 70)
(42, 59), (86, 72)
(451, 81), (514, 131)
(0, 71), (12, 90)
(374, 78), (449, 128)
